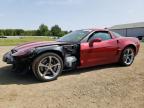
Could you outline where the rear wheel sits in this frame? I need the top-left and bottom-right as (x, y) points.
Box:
(119, 47), (135, 66)
(32, 53), (63, 81)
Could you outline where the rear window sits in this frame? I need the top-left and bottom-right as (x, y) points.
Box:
(112, 32), (122, 38)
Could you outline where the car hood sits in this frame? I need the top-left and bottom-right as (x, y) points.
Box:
(13, 41), (69, 51)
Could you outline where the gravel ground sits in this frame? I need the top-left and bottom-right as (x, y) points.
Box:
(0, 44), (144, 108)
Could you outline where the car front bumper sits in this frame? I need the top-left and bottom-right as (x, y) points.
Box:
(3, 52), (15, 64)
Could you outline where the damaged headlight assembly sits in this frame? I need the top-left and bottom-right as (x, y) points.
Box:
(12, 48), (36, 57)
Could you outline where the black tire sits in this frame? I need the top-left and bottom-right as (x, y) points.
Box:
(32, 53), (63, 82)
(119, 47), (135, 66)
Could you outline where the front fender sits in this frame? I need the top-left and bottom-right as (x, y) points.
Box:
(34, 45), (65, 58)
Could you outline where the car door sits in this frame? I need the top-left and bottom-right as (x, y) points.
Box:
(80, 31), (119, 68)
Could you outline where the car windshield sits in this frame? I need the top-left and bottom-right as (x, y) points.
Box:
(57, 30), (91, 42)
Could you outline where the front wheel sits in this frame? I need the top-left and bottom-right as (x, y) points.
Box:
(119, 47), (135, 66)
(32, 53), (63, 82)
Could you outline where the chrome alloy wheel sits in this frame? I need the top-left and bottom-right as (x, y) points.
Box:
(37, 56), (61, 80)
(123, 48), (135, 65)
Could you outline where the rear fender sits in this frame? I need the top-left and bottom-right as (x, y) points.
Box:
(119, 38), (139, 56)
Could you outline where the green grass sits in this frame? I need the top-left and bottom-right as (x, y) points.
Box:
(0, 37), (54, 46)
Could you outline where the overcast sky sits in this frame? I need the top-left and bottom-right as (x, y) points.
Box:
(0, 0), (144, 30)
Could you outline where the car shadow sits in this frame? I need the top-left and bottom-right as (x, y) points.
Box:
(0, 64), (122, 85)
(62, 64), (122, 76)
(0, 65), (39, 85)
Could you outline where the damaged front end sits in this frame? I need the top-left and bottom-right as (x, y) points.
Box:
(3, 43), (80, 74)
(3, 48), (35, 74)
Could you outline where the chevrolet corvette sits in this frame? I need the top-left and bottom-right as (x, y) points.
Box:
(3, 29), (140, 81)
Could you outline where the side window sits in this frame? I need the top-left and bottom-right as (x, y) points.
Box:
(88, 32), (112, 42)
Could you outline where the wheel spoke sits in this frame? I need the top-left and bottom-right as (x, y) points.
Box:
(39, 63), (48, 68)
(51, 63), (60, 68)
(43, 70), (48, 76)
(50, 68), (56, 76)
(127, 49), (130, 54)
(129, 53), (133, 57)
(49, 56), (52, 65)
(124, 54), (127, 58)
(125, 56), (132, 64)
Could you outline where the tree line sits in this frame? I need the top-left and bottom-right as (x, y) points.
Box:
(0, 24), (69, 37)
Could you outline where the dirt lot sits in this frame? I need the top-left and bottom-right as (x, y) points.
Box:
(0, 44), (144, 108)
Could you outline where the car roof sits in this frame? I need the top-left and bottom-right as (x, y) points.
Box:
(82, 28), (109, 32)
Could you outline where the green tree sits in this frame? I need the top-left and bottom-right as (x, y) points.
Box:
(4, 29), (14, 36)
(23, 30), (37, 36)
(60, 31), (68, 36)
(0, 30), (4, 36)
(37, 24), (49, 36)
(15, 29), (24, 36)
(51, 25), (62, 37)
(0, 24), (69, 36)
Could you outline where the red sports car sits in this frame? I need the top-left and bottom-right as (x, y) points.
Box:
(3, 29), (140, 81)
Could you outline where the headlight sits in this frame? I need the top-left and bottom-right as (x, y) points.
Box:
(12, 48), (36, 57)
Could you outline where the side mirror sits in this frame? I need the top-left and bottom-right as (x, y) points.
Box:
(89, 38), (102, 47)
